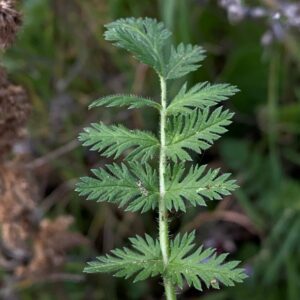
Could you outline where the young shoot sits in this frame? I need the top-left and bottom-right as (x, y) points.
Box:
(76, 17), (247, 299)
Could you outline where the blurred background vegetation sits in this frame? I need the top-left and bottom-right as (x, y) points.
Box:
(1, 0), (300, 299)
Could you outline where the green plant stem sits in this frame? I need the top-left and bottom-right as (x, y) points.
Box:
(267, 48), (281, 184)
(159, 76), (176, 300)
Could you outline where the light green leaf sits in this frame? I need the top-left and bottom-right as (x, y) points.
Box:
(89, 94), (161, 110)
(104, 18), (171, 75)
(167, 232), (247, 291)
(84, 235), (163, 283)
(165, 44), (205, 80)
(79, 123), (159, 162)
(166, 108), (234, 162)
(165, 164), (238, 211)
(76, 163), (159, 213)
(84, 232), (246, 289)
(167, 82), (239, 115)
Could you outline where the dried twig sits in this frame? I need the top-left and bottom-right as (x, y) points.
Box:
(25, 139), (80, 169)
(183, 208), (256, 234)
(40, 179), (77, 213)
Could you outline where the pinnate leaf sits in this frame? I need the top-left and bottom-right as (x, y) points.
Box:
(164, 164), (238, 211)
(165, 44), (205, 80)
(167, 232), (247, 291)
(167, 82), (239, 115)
(76, 163), (159, 213)
(166, 108), (234, 162)
(89, 94), (161, 110)
(84, 232), (247, 290)
(104, 18), (171, 75)
(84, 234), (163, 283)
(79, 123), (159, 162)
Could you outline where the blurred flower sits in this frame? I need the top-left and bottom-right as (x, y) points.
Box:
(217, 0), (300, 47)
(261, 30), (274, 47)
(282, 3), (300, 27)
(219, 0), (246, 23)
(227, 3), (246, 23)
(249, 7), (267, 19)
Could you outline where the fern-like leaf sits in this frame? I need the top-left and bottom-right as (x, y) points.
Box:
(167, 232), (247, 291)
(165, 44), (205, 80)
(166, 108), (234, 162)
(79, 123), (159, 162)
(80, 17), (246, 295)
(104, 18), (171, 75)
(84, 235), (163, 283)
(167, 82), (239, 115)
(165, 164), (238, 211)
(76, 163), (159, 213)
(89, 94), (161, 110)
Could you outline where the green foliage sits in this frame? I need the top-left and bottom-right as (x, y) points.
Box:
(78, 16), (246, 298)
(165, 164), (238, 211)
(76, 162), (237, 213)
(104, 18), (205, 79)
(166, 44), (205, 79)
(79, 123), (159, 162)
(167, 232), (247, 291)
(104, 18), (171, 76)
(76, 163), (159, 213)
(84, 235), (163, 282)
(89, 94), (161, 110)
(84, 232), (246, 290)
(167, 82), (239, 115)
(13, 0), (300, 297)
(166, 107), (234, 162)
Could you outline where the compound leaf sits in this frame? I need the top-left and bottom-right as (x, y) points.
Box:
(166, 108), (234, 162)
(167, 232), (247, 291)
(89, 94), (161, 110)
(165, 164), (238, 211)
(167, 82), (239, 115)
(104, 17), (171, 75)
(76, 163), (159, 213)
(84, 235), (163, 283)
(79, 123), (159, 162)
(165, 44), (205, 80)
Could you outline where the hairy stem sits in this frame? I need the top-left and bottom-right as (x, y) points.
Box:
(159, 76), (176, 300)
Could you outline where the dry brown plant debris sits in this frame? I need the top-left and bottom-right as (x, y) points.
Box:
(0, 4), (87, 285)
(16, 216), (87, 278)
(0, 163), (88, 278)
(0, 163), (38, 268)
(0, 66), (31, 157)
(0, 0), (22, 49)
